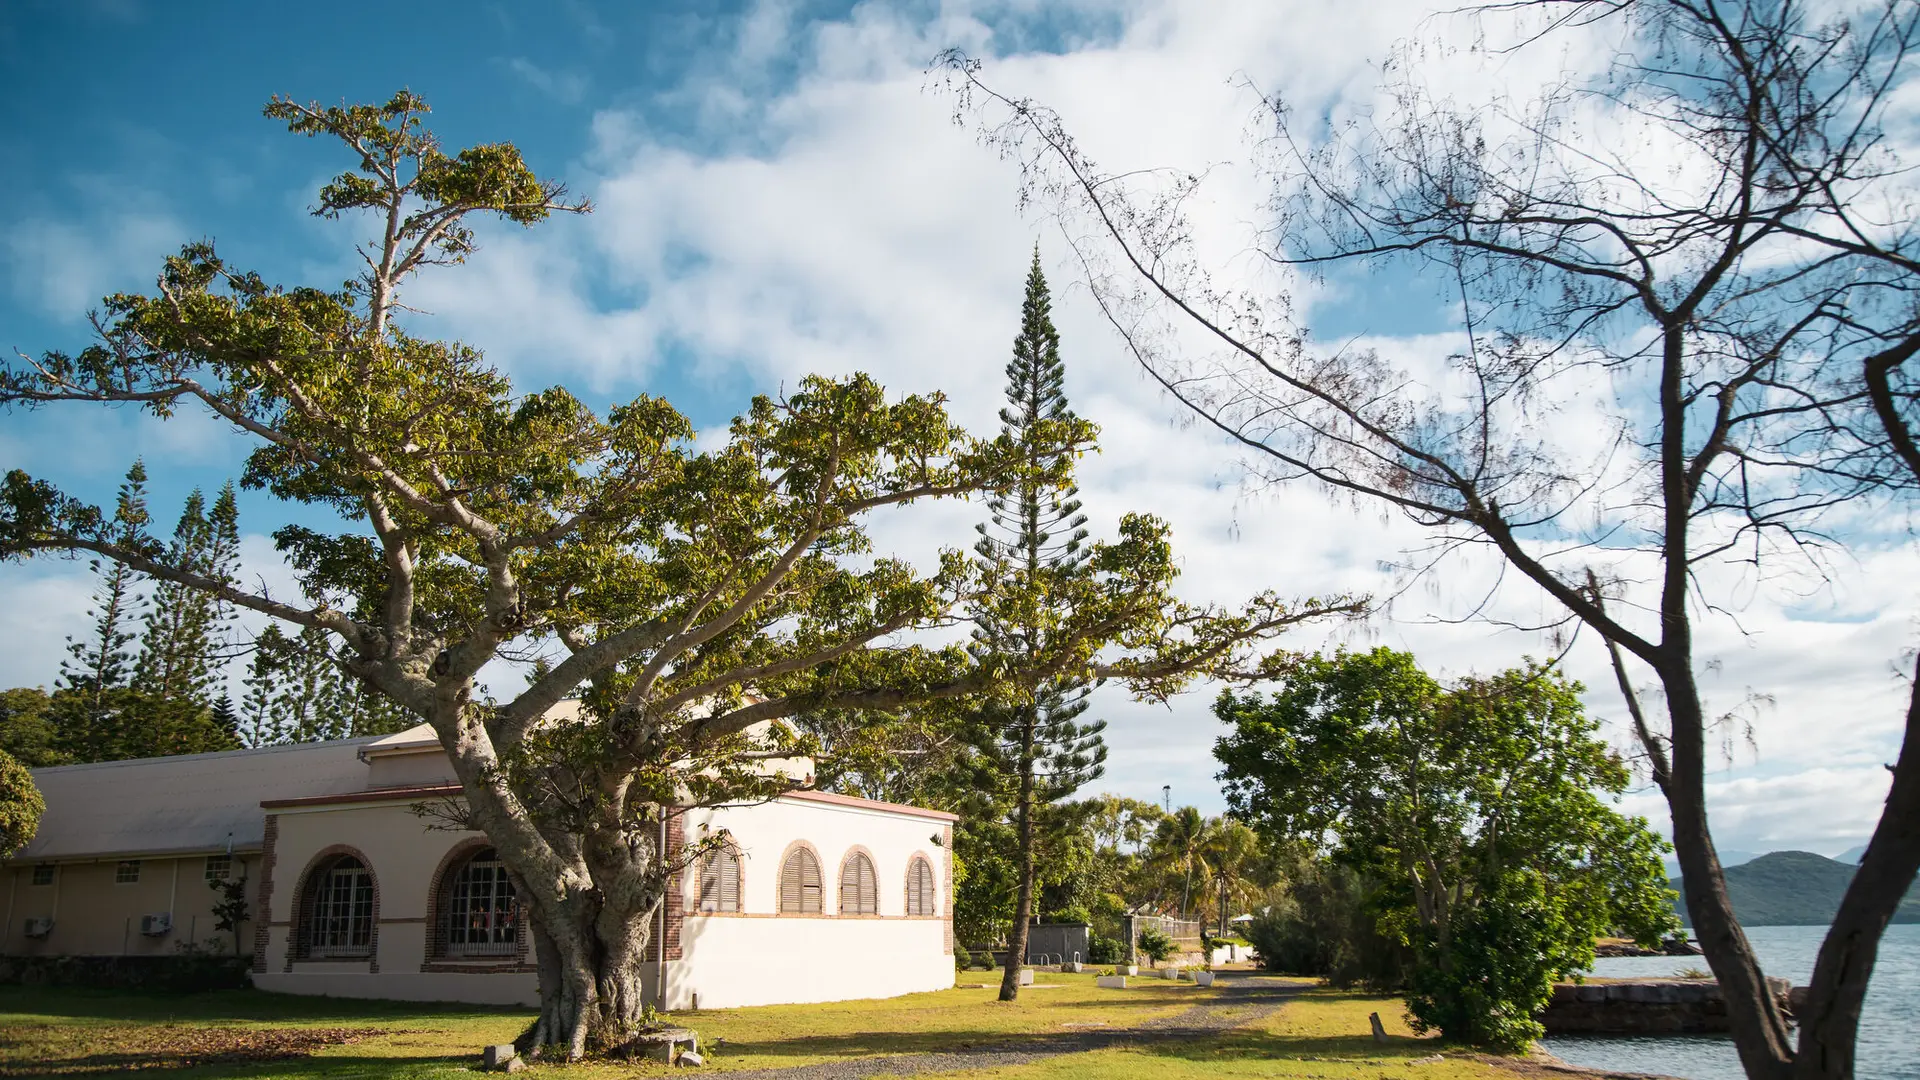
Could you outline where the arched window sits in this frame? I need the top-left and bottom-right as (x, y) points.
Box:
(779, 848), (821, 913)
(838, 851), (878, 915)
(698, 846), (742, 913)
(906, 855), (937, 916)
(301, 854), (374, 959)
(444, 848), (517, 957)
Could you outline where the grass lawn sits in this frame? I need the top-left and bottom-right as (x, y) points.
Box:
(0, 972), (1544, 1079)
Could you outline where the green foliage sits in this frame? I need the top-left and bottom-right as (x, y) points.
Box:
(60, 461), (150, 705)
(1215, 648), (1679, 1048)
(1086, 935), (1123, 965)
(1136, 925), (1175, 965)
(134, 485), (242, 708)
(1045, 905), (1091, 925)
(0, 748), (43, 855)
(1241, 855), (1408, 988)
(0, 688), (66, 767)
(952, 944), (973, 970)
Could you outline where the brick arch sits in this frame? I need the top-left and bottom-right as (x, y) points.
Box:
(902, 850), (939, 917)
(774, 839), (825, 915)
(835, 844), (880, 917)
(419, 838), (531, 970)
(283, 844), (380, 972)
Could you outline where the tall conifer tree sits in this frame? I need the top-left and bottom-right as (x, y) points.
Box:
(135, 484), (240, 706)
(61, 461), (150, 707)
(971, 249), (1109, 1001)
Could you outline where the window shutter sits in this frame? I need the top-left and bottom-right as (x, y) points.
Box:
(722, 850), (741, 912)
(860, 857), (876, 914)
(802, 850), (820, 912)
(908, 857), (933, 915)
(840, 854), (877, 915)
(783, 850), (820, 913)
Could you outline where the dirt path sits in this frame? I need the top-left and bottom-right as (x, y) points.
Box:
(703, 974), (1307, 1080)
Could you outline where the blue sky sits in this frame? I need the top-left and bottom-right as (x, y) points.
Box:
(2, 0), (1905, 856)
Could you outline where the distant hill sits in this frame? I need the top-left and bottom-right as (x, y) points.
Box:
(1836, 844), (1868, 865)
(1672, 851), (1920, 927)
(1663, 849), (1758, 878)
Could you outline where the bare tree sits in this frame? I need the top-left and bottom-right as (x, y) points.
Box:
(939, 1), (1920, 1076)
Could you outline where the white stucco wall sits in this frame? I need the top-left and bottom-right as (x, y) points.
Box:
(670, 794), (953, 1010)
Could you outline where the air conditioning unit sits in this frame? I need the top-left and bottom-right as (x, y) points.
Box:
(139, 912), (172, 937)
(22, 918), (53, 939)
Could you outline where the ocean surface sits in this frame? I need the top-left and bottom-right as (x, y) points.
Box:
(1538, 923), (1920, 1079)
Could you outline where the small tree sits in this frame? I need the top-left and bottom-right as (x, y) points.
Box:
(209, 872), (250, 958)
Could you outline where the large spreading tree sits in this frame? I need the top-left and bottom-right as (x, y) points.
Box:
(1, 92), (1357, 1057)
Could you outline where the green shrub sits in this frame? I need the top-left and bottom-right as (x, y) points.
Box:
(1136, 926), (1175, 966)
(1045, 905), (1091, 925)
(1086, 935), (1122, 965)
(953, 945), (973, 970)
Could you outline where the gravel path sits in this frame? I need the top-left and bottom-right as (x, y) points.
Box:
(702, 973), (1306, 1080)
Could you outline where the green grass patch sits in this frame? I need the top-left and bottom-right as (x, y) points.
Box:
(0, 969), (1207, 1077)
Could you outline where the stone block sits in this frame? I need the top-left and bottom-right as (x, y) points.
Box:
(481, 1044), (517, 1070)
(678, 1051), (705, 1067)
(503, 1058), (528, 1073)
(1017, 968), (1035, 986)
(1095, 975), (1128, 989)
(1193, 971), (1215, 987)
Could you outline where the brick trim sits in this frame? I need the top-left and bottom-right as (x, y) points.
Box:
(283, 844), (381, 973)
(943, 825), (954, 954)
(252, 814), (280, 973)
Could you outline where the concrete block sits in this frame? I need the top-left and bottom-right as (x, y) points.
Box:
(503, 1058), (528, 1073)
(1159, 966), (1182, 980)
(481, 1045), (517, 1070)
(1095, 975), (1128, 989)
(1193, 971), (1215, 987)
(678, 1051), (705, 1067)
(1121, 965), (1138, 976)
(1017, 968), (1035, 986)
(1063, 962), (1083, 973)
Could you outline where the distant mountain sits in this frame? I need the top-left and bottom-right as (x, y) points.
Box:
(1836, 845), (1868, 865)
(1672, 850), (1920, 927)
(1662, 849), (1759, 878)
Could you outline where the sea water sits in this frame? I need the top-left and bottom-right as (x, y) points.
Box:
(1537, 923), (1920, 1079)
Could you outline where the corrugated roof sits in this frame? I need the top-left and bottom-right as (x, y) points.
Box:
(10, 737), (383, 862)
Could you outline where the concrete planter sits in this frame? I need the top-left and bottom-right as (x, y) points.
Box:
(1095, 975), (1128, 989)
(1159, 966), (1183, 980)
(1062, 962), (1083, 973)
(1193, 971), (1215, 987)
(1120, 965), (1138, 976)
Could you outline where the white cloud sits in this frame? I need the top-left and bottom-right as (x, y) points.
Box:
(500, 58), (589, 105)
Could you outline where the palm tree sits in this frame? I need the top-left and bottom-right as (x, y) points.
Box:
(1148, 807), (1217, 919)
(1202, 820), (1260, 932)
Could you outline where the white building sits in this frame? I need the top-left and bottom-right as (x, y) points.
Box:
(3, 721), (956, 1010)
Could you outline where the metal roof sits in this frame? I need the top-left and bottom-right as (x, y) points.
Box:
(9, 737), (383, 863)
